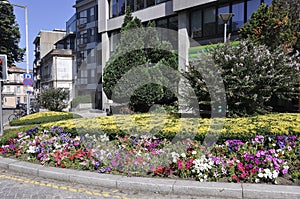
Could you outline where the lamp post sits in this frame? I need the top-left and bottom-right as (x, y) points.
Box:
(2, 1), (30, 115)
(219, 13), (234, 43)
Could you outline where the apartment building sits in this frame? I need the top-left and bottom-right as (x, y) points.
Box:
(33, 29), (67, 94)
(2, 66), (33, 108)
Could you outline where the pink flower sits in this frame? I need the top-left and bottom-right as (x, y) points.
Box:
(177, 159), (183, 169)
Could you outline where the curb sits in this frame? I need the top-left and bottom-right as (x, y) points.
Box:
(0, 156), (299, 198)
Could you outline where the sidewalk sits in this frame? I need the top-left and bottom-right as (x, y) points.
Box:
(0, 156), (299, 199)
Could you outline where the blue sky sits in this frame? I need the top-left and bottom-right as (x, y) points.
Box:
(9, 0), (75, 69)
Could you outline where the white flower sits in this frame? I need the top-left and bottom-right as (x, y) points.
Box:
(258, 172), (264, 178)
(272, 170), (279, 179)
(192, 150), (197, 155)
(255, 178), (260, 183)
(181, 153), (186, 158)
(26, 146), (37, 154)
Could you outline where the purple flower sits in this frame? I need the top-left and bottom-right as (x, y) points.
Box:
(106, 167), (111, 172)
(98, 168), (106, 173)
(282, 169), (288, 175)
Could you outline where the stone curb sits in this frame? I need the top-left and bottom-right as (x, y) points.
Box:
(0, 156), (299, 198)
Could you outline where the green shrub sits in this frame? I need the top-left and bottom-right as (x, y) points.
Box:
(39, 88), (70, 111)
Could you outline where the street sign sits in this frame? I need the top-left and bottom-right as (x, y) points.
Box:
(23, 78), (33, 87)
(23, 73), (33, 79)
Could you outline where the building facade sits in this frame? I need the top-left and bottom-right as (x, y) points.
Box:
(2, 66), (33, 108)
(73, 0), (103, 109)
(33, 29), (67, 94)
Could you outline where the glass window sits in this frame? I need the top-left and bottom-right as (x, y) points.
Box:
(88, 28), (95, 43)
(218, 5), (230, 34)
(118, 0), (125, 15)
(156, 0), (168, 4)
(147, 0), (155, 7)
(112, 0), (118, 17)
(136, 0), (144, 11)
(126, 0), (134, 12)
(203, 7), (216, 37)
(168, 16), (178, 31)
(88, 7), (95, 22)
(191, 10), (202, 38)
(17, 86), (20, 93)
(247, 0), (261, 21)
(232, 2), (245, 32)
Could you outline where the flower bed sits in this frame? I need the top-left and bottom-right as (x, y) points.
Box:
(1, 126), (299, 185)
(39, 113), (300, 143)
(9, 111), (82, 126)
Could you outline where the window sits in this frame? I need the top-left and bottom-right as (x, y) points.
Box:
(218, 5), (230, 34)
(78, 10), (87, 25)
(146, 0), (155, 7)
(88, 69), (96, 84)
(191, 10), (202, 38)
(112, 0), (118, 17)
(88, 28), (96, 43)
(203, 7), (216, 37)
(136, 0), (145, 11)
(88, 6), (95, 22)
(17, 86), (20, 93)
(77, 30), (87, 45)
(110, 30), (120, 52)
(232, 2), (245, 32)
(118, 0), (125, 15)
(126, 0), (134, 12)
(247, 0), (261, 21)
(87, 49), (95, 63)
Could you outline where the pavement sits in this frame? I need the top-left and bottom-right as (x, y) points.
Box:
(0, 156), (299, 199)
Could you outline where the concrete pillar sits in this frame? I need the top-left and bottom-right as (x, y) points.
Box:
(177, 11), (190, 113)
(101, 32), (110, 111)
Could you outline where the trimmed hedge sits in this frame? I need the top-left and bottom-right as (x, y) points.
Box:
(9, 111), (82, 126)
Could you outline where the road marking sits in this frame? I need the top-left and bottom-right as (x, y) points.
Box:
(0, 173), (119, 198)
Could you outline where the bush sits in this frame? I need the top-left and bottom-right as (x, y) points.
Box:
(184, 40), (300, 117)
(39, 88), (70, 111)
(9, 111), (82, 126)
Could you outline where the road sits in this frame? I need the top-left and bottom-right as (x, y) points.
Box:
(0, 169), (203, 199)
(1, 108), (14, 127)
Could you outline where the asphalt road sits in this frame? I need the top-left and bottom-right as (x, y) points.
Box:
(0, 169), (201, 199)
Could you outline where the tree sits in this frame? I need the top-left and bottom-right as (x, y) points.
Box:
(239, 0), (299, 52)
(184, 40), (300, 117)
(0, 1), (25, 65)
(39, 88), (70, 111)
(103, 9), (178, 112)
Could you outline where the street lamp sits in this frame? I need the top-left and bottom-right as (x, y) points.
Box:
(2, 1), (30, 115)
(219, 13), (234, 43)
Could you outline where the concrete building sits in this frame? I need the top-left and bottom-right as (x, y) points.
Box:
(2, 66), (33, 108)
(33, 29), (67, 94)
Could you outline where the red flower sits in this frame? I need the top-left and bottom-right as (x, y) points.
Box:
(61, 163), (66, 168)
(154, 165), (165, 174)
